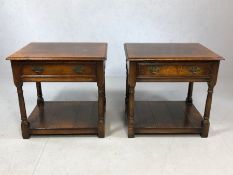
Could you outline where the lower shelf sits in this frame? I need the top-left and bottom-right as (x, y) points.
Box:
(28, 101), (98, 135)
(134, 101), (203, 134)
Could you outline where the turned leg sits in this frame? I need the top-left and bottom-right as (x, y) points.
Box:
(128, 86), (135, 138)
(103, 79), (106, 113)
(128, 62), (136, 138)
(186, 82), (193, 104)
(16, 83), (30, 139)
(97, 84), (105, 138)
(125, 65), (129, 114)
(97, 62), (105, 138)
(36, 82), (44, 106)
(201, 82), (215, 138)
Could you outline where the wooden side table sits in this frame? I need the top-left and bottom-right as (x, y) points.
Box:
(124, 43), (224, 138)
(7, 42), (107, 139)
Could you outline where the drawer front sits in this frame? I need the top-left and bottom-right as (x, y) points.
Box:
(22, 62), (96, 76)
(137, 62), (211, 78)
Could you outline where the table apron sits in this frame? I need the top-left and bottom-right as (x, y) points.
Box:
(21, 75), (97, 82)
(136, 77), (210, 82)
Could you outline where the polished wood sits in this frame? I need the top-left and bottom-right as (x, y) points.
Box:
(96, 62), (105, 138)
(125, 63), (129, 113)
(11, 62), (30, 139)
(16, 84), (30, 139)
(7, 42), (107, 60)
(125, 43), (223, 61)
(8, 43), (107, 138)
(22, 62), (96, 76)
(137, 62), (212, 78)
(36, 82), (44, 105)
(19, 61), (97, 82)
(186, 82), (193, 104)
(28, 101), (98, 135)
(125, 43), (223, 138)
(201, 62), (219, 137)
(134, 101), (202, 134)
(127, 62), (137, 138)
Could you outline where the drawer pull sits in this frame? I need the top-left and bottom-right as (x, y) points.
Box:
(73, 66), (83, 73)
(189, 66), (201, 74)
(32, 66), (44, 74)
(148, 66), (160, 74)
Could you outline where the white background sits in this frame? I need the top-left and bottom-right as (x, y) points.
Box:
(0, 0), (232, 77)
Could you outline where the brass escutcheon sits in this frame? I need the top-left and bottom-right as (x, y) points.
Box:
(189, 66), (201, 74)
(73, 65), (83, 73)
(148, 65), (160, 74)
(32, 66), (44, 74)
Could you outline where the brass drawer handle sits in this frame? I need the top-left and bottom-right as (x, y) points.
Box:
(32, 66), (44, 74)
(148, 66), (160, 74)
(189, 66), (201, 74)
(73, 65), (83, 73)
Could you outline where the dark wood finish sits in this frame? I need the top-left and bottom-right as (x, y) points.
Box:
(19, 61), (97, 82)
(125, 63), (129, 113)
(201, 62), (219, 137)
(36, 82), (44, 105)
(137, 62), (212, 78)
(7, 43), (107, 138)
(127, 62), (137, 138)
(22, 62), (96, 76)
(134, 101), (202, 134)
(96, 62), (105, 138)
(7, 42), (107, 60)
(17, 84), (30, 139)
(186, 82), (193, 104)
(11, 62), (30, 139)
(28, 101), (98, 135)
(125, 43), (223, 138)
(125, 43), (223, 61)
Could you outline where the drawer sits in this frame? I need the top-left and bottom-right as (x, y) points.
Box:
(137, 63), (211, 78)
(22, 62), (96, 76)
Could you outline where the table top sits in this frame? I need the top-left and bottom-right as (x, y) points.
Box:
(7, 42), (107, 61)
(125, 43), (224, 61)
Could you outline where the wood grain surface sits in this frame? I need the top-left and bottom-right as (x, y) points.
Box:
(7, 42), (107, 60)
(125, 43), (224, 61)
